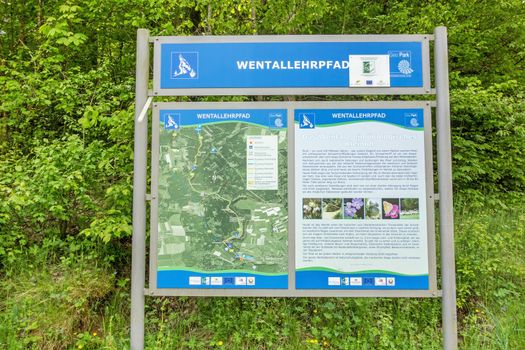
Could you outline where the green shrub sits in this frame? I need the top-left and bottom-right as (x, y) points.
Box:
(0, 134), (132, 266)
(450, 81), (525, 204)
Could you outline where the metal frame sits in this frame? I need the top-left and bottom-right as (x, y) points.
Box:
(152, 34), (432, 96)
(131, 28), (149, 350)
(147, 101), (437, 298)
(434, 27), (458, 350)
(131, 28), (457, 350)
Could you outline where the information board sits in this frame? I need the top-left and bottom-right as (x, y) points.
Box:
(133, 29), (457, 350)
(294, 106), (432, 290)
(149, 101), (436, 296)
(152, 105), (289, 289)
(153, 35), (431, 95)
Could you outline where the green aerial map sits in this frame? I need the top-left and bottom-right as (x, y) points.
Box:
(157, 118), (288, 275)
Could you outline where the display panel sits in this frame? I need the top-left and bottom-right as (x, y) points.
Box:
(154, 107), (288, 289)
(150, 102), (436, 296)
(294, 107), (430, 289)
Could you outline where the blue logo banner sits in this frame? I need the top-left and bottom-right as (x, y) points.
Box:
(296, 270), (429, 290)
(158, 270), (288, 289)
(159, 41), (424, 89)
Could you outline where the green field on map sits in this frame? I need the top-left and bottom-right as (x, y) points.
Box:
(157, 120), (288, 274)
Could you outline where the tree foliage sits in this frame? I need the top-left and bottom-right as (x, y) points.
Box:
(1, 0), (524, 259)
(1, 1), (525, 348)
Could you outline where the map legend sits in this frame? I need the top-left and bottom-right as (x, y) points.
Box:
(247, 135), (279, 190)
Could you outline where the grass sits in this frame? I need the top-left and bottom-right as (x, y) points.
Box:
(1, 198), (524, 349)
(0, 258), (114, 349)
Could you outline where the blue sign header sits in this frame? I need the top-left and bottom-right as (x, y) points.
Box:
(158, 41), (424, 89)
(160, 109), (288, 129)
(295, 108), (424, 129)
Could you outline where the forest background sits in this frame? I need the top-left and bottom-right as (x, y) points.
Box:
(1, 0), (524, 349)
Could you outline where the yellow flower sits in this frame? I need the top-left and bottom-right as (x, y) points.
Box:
(217, 340), (223, 346)
(92, 332), (97, 336)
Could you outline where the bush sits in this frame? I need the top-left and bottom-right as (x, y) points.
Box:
(0, 134), (132, 267)
(450, 80), (525, 204)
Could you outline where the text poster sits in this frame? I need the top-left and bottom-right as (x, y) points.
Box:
(295, 108), (429, 289)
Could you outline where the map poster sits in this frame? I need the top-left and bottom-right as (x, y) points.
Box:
(294, 107), (430, 290)
(155, 108), (288, 289)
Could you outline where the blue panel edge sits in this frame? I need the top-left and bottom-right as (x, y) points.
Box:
(158, 270), (288, 289)
(296, 270), (429, 290)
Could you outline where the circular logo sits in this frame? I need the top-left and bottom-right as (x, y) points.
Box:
(274, 118), (283, 128)
(398, 60), (414, 74)
(410, 118), (419, 127)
